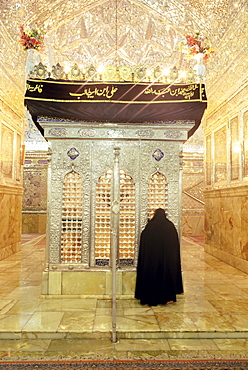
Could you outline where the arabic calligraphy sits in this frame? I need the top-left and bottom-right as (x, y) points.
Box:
(144, 84), (199, 100)
(25, 80), (206, 105)
(201, 86), (206, 99)
(26, 83), (43, 93)
(69, 86), (118, 99)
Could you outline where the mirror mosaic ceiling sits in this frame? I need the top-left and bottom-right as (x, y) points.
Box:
(1, 0), (246, 76)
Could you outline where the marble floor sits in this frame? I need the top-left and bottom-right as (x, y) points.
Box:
(0, 234), (248, 359)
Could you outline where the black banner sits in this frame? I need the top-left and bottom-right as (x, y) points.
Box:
(25, 79), (207, 103)
(24, 79), (207, 137)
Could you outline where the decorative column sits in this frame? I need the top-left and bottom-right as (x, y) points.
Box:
(111, 147), (120, 343)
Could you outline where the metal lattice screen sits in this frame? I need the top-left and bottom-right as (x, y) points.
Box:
(95, 169), (112, 266)
(61, 171), (83, 263)
(59, 170), (167, 265)
(94, 169), (136, 267)
(148, 171), (168, 219)
(119, 170), (135, 266)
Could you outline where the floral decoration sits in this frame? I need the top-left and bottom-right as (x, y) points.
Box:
(20, 25), (45, 51)
(180, 31), (215, 64)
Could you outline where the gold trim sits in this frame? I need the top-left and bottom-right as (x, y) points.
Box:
(27, 79), (203, 87)
(204, 185), (248, 198)
(21, 144), (26, 165)
(25, 97), (205, 104)
(0, 185), (24, 195)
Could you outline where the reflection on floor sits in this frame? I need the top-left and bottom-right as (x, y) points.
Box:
(0, 234), (248, 359)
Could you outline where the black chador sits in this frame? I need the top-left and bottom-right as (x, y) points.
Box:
(135, 208), (183, 306)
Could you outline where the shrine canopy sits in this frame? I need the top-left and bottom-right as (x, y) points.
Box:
(24, 79), (207, 138)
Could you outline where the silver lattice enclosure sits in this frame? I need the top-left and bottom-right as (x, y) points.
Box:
(40, 118), (194, 296)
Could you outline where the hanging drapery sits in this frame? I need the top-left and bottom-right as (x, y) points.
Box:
(24, 79), (207, 138)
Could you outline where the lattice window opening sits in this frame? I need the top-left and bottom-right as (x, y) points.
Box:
(148, 172), (168, 220)
(61, 171), (83, 264)
(95, 169), (112, 266)
(119, 170), (136, 267)
(94, 169), (136, 267)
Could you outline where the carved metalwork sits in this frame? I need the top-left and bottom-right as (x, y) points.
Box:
(40, 118), (186, 270)
(51, 63), (65, 79)
(33, 62), (48, 79)
(69, 63), (82, 79)
(107, 129), (125, 138)
(164, 130), (183, 139)
(61, 171), (83, 263)
(42, 119), (191, 142)
(136, 130), (154, 138)
(67, 147), (80, 160)
(162, 120), (195, 126)
(148, 172), (168, 219)
(152, 149), (164, 161)
(95, 170), (112, 266)
(78, 128), (96, 137)
(48, 128), (68, 137)
(94, 168), (136, 267)
(119, 170), (136, 266)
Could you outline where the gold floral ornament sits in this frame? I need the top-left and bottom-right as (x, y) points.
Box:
(180, 31), (215, 64)
(19, 25), (45, 52)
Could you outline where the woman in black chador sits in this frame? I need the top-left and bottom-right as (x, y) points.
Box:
(135, 208), (183, 306)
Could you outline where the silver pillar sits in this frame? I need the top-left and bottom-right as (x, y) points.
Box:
(111, 147), (120, 343)
(45, 146), (52, 271)
(178, 148), (183, 244)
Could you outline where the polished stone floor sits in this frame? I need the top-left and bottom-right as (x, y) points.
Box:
(0, 234), (248, 359)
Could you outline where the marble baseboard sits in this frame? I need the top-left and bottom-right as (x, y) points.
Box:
(204, 185), (248, 273)
(182, 215), (204, 235)
(0, 188), (22, 259)
(22, 213), (47, 233)
(205, 243), (248, 274)
(42, 270), (136, 296)
(0, 241), (21, 261)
